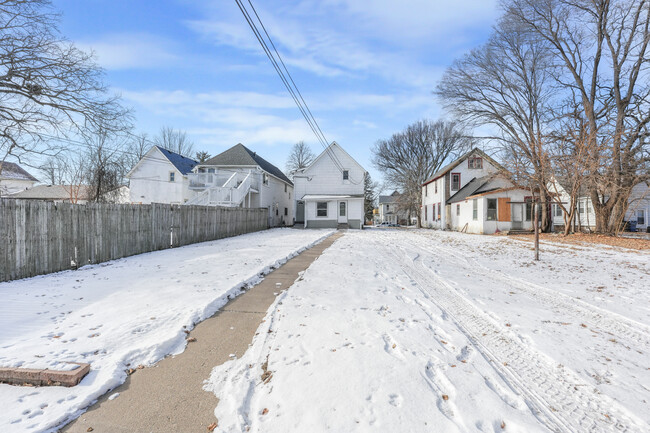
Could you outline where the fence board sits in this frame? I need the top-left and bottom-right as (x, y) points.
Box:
(0, 200), (267, 282)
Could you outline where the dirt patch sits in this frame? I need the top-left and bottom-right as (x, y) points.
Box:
(512, 233), (650, 251)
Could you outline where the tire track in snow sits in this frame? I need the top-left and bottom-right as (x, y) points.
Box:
(377, 233), (646, 433)
(411, 232), (650, 352)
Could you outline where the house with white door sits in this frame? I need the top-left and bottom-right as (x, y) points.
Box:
(421, 148), (503, 229)
(185, 143), (293, 227)
(447, 174), (534, 234)
(127, 146), (198, 204)
(0, 162), (38, 197)
(378, 191), (409, 225)
(293, 142), (366, 229)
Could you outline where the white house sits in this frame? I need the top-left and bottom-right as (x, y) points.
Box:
(378, 191), (408, 225)
(127, 146), (198, 204)
(625, 182), (650, 232)
(293, 142), (366, 229)
(185, 143), (294, 227)
(0, 162), (38, 197)
(447, 174), (534, 234)
(421, 148), (503, 229)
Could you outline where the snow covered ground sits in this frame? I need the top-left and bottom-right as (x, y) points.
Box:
(206, 229), (650, 433)
(0, 228), (334, 433)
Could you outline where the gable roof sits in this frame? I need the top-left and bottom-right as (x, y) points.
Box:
(423, 148), (504, 186)
(202, 143), (292, 185)
(155, 146), (198, 175)
(10, 184), (92, 200)
(379, 191), (401, 204)
(446, 176), (490, 204)
(300, 141), (365, 175)
(0, 161), (38, 182)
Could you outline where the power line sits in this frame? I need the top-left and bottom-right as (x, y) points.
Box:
(234, 0), (363, 183)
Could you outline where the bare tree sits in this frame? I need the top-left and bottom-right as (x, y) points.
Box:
(153, 126), (194, 157)
(286, 141), (315, 174)
(436, 15), (556, 230)
(83, 128), (129, 202)
(0, 0), (131, 175)
(506, 0), (650, 232)
(372, 119), (471, 227)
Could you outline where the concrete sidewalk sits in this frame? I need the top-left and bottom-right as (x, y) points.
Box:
(61, 231), (344, 433)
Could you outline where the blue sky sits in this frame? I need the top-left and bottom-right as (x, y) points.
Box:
(55, 0), (499, 185)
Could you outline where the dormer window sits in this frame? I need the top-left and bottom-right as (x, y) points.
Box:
(468, 157), (483, 169)
(343, 170), (349, 180)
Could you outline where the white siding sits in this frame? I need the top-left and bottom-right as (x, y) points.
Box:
(128, 148), (191, 204)
(0, 178), (36, 196)
(261, 174), (294, 226)
(625, 182), (650, 230)
(450, 189), (533, 234)
(421, 152), (499, 229)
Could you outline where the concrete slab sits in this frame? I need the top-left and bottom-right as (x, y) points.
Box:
(0, 363), (90, 387)
(61, 230), (343, 433)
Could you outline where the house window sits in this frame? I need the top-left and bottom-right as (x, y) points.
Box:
(169, 172), (175, 182)
(525, 197), (533, 221)
(578, 200), (585, 214)
(284, 207), (288, 216)
(284, 184), (287, 192)
(425, 205), (428, 221)
(386, 204), (390, 211)
(317, 202), (328, 217)
(553, 203), (563, 217)
(637, 210), (646, 225)
(437, 202), (441, 220)
(263, 173), (269, 185)
(276, 208), (279, 216)
(472, 199), (478, 220)
(468, 157), (483, 169)
(456, 204), (460, 216)
(340, 202), (346, 216)
(343, 170), (349, 180)
(207, 168), (215, 173)
(425, 185), (428, 197)
(451, 173), (460, 191)
(487, 199), (497, 221)
(198, 167), (205, 173)
(435, 180), (438, 194)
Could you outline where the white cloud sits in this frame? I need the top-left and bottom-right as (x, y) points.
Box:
(77, 33), (179, 70)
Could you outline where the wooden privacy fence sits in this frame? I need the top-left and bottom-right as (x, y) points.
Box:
(0, 200), (268, 282)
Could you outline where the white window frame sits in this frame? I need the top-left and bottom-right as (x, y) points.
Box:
(472, 199), (478, 220)
(637, 209), (646, 225)
(169, 172), (175, 182)
(316, 201), (328, 217)
(486, 198), (497, 221)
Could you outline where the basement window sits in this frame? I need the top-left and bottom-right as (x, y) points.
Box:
(487, 199), (497, 221)
(317, 202), (328, 217)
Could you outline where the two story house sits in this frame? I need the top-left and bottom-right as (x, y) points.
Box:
(378, 191), (408, 225)
(293, 142), (366, 229)
(127, 146), (198, 204)
(422, 148), (502, 229)
(186, 143), (294, 227)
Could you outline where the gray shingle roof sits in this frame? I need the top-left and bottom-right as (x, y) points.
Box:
(203, 143), (292, 185)
(156, 146), (198, 175)
(0, 161), (38, 182)
(379, 191), (401, 204)
(446, 176), (490, 204)
(10, 185), (92, 200)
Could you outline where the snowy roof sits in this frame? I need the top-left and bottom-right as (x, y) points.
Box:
(302, 194), (363, 200)
(156, 146), (198, 175)
(0, 161), (38, 182)
(10, 184), (92, 200)
(202, 143), (292, 185)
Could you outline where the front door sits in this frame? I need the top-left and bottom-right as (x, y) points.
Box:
(512, 203), (523, 229)
(338, 201), (348, 224)
(296, 200), (305, 223)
